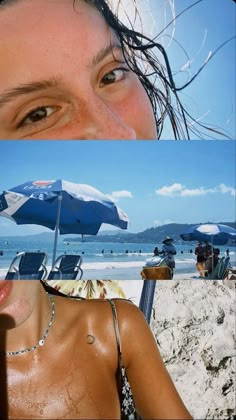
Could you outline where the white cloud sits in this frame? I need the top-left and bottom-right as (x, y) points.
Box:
(217, 183), (236, 197)
(111, 190), (133, 199)
(155, 183), (183, 196)
(155, 183), (236, 197)
(181, 187), (209, 197)
(106, 190), (133, 202)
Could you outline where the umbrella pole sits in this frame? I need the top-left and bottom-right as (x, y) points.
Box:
(211, 236), (214, 274)
(52, 194), (62, 267)
(139, 280), (156, 324)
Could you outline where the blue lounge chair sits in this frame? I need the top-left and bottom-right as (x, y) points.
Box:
(207, 256), (231, 280)
(47, 254), (83, 280)
(5, 252), (48, 280)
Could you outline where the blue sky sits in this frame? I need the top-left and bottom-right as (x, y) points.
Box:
(120, 0), (236, 138)
(0, 141), (235, 235)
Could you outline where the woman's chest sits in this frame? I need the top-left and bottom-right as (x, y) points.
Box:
(6, 356), (120, 419)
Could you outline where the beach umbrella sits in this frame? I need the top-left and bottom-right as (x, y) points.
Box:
(180, 223), (236, 245)
(180, 223), (236, 274)
(0, 180), (129, 265)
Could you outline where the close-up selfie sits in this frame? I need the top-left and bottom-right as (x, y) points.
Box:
(0, 0), (235, 139)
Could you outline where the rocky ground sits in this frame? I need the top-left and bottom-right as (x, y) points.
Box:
(150, 280), (236, 420)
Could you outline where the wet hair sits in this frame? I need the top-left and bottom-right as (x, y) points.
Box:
(1, 0), (234, 139)
(81, 0), (234, 139)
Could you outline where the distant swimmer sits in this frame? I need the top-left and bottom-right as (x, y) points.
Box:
(125, 250), (129, 254)
(0, 250), (3, 256)
(101, 249), (104, 254)
(110, 250), (113, 254)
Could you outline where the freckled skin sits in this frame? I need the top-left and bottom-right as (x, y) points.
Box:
(0, 0), (157, 139)
(0, 282), (192, 419)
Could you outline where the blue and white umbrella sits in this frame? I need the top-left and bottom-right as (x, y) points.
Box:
(180, 223), (236, 245)
(0, 180), (129, 264)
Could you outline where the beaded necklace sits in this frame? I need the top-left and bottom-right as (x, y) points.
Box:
(0, 294), (55, 357)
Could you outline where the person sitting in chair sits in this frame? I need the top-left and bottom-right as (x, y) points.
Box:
(205, 248), (220, 275)
(159, 237), (177, 278)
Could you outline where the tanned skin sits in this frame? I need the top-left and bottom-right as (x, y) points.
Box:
(0, 281), (192, 419)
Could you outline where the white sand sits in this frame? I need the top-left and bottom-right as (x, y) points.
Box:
(150, 280), (236, 419)
(0, 263), (199, 280)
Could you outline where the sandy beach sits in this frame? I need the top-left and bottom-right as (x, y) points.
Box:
(0, 261), (201, 281)
(150, 280), (235, 420)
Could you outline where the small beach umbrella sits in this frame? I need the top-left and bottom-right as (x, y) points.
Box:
(0, 180), (129, 265)
(180, 223), (236, 273)
(180, 223), (236, 245)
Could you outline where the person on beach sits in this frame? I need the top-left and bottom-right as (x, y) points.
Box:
(0, 280), (192, 419)
(194, 242), (205, 277)
(0, 0), (234, 140)
(153, 246), (160, 256)
(205, 247), (220, 276)
(159, 237), (176, 278)
(203, 241), (213, 260)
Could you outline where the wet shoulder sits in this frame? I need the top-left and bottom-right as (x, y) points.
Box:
(53, 295), (143, 331)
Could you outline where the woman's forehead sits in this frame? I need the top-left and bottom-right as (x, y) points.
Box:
(0, 0), (117, 94)
(0, 0), (111, 55)
(0, 0), (102, 29)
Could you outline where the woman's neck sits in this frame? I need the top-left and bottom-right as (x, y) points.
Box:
(0, 284), (52, 355)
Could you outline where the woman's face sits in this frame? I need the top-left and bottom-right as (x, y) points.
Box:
(0, 0), (157, 139)
(0, 280), (40, 330)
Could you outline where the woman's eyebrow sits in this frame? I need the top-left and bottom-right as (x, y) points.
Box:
(0, 78), (60, 108)
(0, 44), (122, 108)
(90, 42), (123, 68)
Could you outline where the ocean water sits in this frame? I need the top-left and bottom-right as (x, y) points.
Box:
(0, 238), (235, 280)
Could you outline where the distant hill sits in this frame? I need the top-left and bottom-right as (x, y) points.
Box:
(0, 232), (55, 242)
(66, 222), (236, 244)
(1, 222), (235, 245)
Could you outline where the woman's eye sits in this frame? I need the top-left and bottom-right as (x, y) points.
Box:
(100, 68), (129, 86)
(19, 106), (55, 127)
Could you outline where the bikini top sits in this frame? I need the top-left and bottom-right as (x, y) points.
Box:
(108, 299), (140, 420)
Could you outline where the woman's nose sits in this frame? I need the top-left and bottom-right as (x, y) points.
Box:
(72, 96), (137, 140)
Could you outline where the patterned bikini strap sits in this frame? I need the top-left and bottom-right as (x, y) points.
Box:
(107, 299), (122, 358)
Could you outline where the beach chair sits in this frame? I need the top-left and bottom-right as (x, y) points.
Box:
(207, 256), (230, 280)
(140, 266), (172, 280)
(47, 254), (83, 280)
(42, 279), (156, 325)
(5, 252), (48, 280)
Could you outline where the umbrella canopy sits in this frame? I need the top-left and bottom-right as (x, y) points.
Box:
(0, 180), (129, 264)
(180, 223), (236, 245)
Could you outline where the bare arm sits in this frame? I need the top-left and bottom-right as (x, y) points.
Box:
(115, 300), (192, 420)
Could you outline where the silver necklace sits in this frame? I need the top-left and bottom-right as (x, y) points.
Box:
(0, 294), (55, 357)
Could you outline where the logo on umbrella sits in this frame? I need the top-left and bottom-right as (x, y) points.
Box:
(33, 181), (55, 187)
(23, 181), (55, 190)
